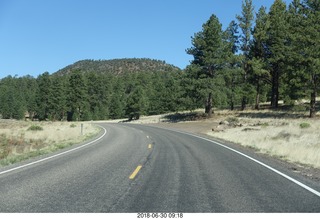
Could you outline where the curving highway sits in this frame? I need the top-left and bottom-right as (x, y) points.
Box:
(0, 123), (319, 212)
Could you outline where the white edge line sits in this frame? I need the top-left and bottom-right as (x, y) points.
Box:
(150, 125), (320, 198)
(0, 125), (107, 176)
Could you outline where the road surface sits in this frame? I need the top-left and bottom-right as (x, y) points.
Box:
(0, 123), (319, 212)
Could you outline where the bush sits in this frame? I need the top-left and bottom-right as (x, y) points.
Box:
(226, 117), (239, 125)
(299, 122), (311, 129)
(70, 124), (77, 128)
(27, 125), (43, 131)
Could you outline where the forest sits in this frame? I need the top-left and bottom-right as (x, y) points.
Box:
(0, 0), (319, 121)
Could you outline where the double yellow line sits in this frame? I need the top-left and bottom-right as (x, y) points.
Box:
(129, 143), (153, 180)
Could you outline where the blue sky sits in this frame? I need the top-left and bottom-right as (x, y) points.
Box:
(0, 0), (290, 78)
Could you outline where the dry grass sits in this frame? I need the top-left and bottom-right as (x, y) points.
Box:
(0, 120), (100, 166)
(207, 110), (320, 168)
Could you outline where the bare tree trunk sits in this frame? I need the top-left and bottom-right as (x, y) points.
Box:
(271, 66), (279, 109)
(241, 62), (250, 111)
(310, 90), (317, 118)
(255, 80), (260, 110)
(230, 77), (235, 111)
(205, 92), (213, 118)
(241, 96), (247, 111)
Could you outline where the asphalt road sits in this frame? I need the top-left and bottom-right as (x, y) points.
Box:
(0, 123), (319, 212)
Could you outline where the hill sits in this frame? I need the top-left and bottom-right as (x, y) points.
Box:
(54, 58), (181, 76)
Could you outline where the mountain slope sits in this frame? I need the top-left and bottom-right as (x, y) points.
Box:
(54, 58), (181, 76)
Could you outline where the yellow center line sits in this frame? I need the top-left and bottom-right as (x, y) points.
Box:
(148, 144), (152, 149)
(129, 165), (142, 180)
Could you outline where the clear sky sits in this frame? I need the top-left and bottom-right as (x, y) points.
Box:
(0, 0), (290, 79)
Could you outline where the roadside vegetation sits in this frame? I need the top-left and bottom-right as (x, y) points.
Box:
(0, 120), (100, 167)
(206, 108), (320, 169)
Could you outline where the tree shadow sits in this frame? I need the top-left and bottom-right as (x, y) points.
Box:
(162, 112), (207, 123)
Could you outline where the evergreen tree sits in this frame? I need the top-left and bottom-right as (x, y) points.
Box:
(288, 0), (320, 117)
(251, 6), (271, 109)
(36, 72), (52, 120)
(22, 75), (38, 120)
(302, 0), (320, 118)
(0, 76), (26, 119)
(179, 67), (204, 111)
(237, 0), (255, 110)
(223, 20), (244, 110)
(67, 70), (89, 121)
(186, 14), (226, 117)
(109, 77), (126, 119)
(86, 72), (111, 120)
(50, 76), (68, 120)
(125, 85), (147, 120)
(266, 0), (289, 108)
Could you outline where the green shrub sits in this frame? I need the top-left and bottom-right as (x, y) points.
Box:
(299, 122), (311, 129)
(291, 104), (308, 112)
(226, 117), (239, 125)
(27, 125), (43, 131)
(70, 124), (77, 128)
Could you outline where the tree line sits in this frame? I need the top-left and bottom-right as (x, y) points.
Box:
(186, 0), (319, 118)
(0, 0), (319, 120)
(0, 70), (184, 121)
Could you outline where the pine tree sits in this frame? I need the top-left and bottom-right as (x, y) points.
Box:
(266, 0), (289, 108)
(251, 6), (271, 110)
(223, 20), (244, 110)
(50, 76), (68, 120)
(125, 85), (147, 120)
(0, 76), (26, 119)
(303, 0), (320, 118)
(109, 77), (126, 119)
(23, 75), (38, 120)
(86, 72), (111, 120)
(237, 0), (254, 110)
(186, 14), (226, 117)
(36, 72), (52, 120)
(67, 70), (89, 121)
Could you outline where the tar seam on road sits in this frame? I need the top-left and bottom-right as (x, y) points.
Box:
(0, 125), (107, 176)
(129, 165), (142, 179)
(150, 126), (320, 198)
